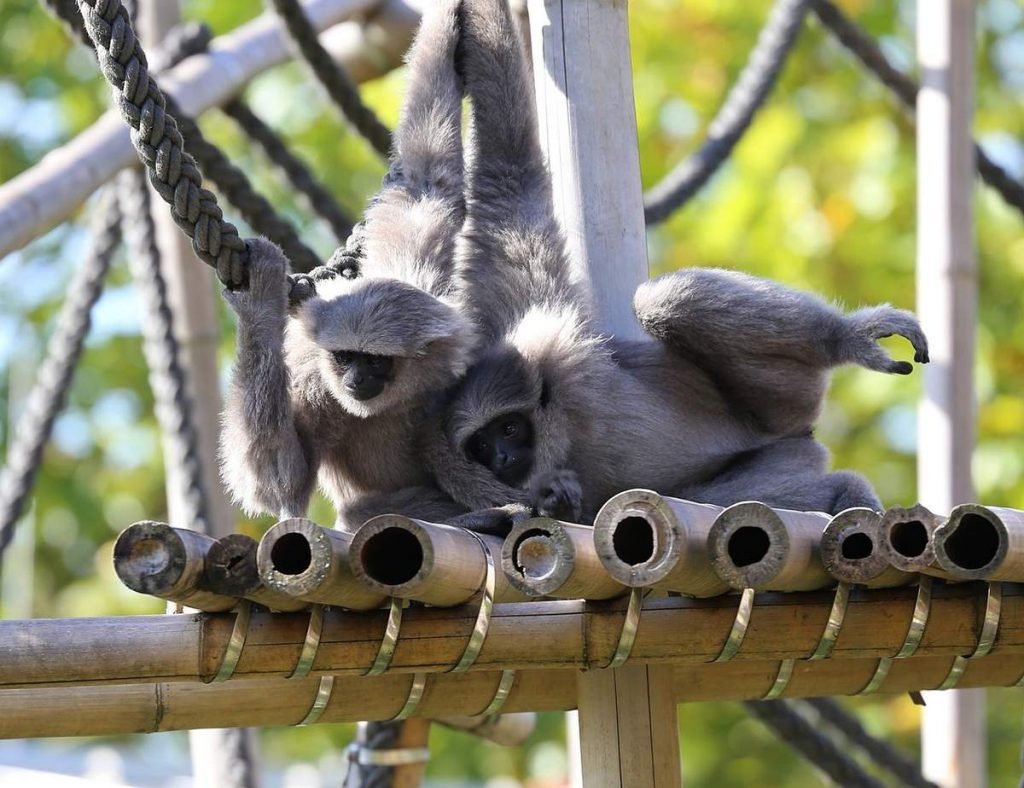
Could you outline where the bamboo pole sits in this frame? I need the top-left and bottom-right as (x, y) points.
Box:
(113, 521), (238, 612)
(932, 504), (1024, 581)
(878, 504), (952, 578)
(256, 518), (386, 610)
(592, 490), (727, 597)
(501, 518), (625, 599)
(0, 0), (420, 259)
(820, 508), (915, 588)
(4, 652), (1023, 739)
(435, 712), (536, 746)
(707, 502), (833, 591)
(347, 515), (526, 606)
(206, 534), (309, 612)
(2, 584), (1020, 688)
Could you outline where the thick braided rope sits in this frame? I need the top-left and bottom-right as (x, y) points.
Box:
(75, 0), (249, 288)
(644, 0), (812, 224)
(342, 721), (404, 788)
(0, 191), (120, 555)
(744, 700), (886, 788)
(805, 698), (936, 788)
(812, 0), (1024, 217)
(268, 0), (392, 157)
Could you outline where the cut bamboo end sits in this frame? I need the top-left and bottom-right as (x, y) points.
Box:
(436, 712), (537, 746)
(348, 515), (525, 606)
(501, 517), (625, 599)
(933, 503), (1024, 581)
(707, 502), (833, 592)
(592, 490), (727, 597)
(820, 509), (915, 588)
(113, 521), (238, 612)
(256, 518), (386, 611)
(205, 534), (309, 612)
(878, 504), (946, 575)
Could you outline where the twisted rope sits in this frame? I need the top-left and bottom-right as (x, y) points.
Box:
(744, 700), (886, 788)
(812, 0), (1024, 217)
(805, 697), (936, 788)
(74, 0), (249, 287)
(268, 0), (392, 157)
(644, 0), (812, 224)
(0, 191), (119, 555)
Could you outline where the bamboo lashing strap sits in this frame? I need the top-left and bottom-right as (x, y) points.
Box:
(450, 532), (499, 672)
(366, 597), (405, 676)
(761, 581), (852, 700)
(936, 581), (1002, 690)
(605, 587), (647, 669)
(858, 577), (933, 694)
(712, 587), (756, 663)
(205, 601), (252, 683)
(349, 741), (431, 766)
(288, 604), (333, 726)
(480, 670), (517, 716)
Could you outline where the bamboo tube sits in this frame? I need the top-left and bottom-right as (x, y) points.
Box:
(820, 509), (916, 588)
(436, 712), (536, 746)
(113, 521), (238, 612)
(2, 584), (1021, 688)
(4, 653), (1024, 739)
(501, 517), (626, 599)
(707, 502), (833, 591)
(932, 504), (1024, 581)
(878, 504), (953, 578)
(205, 534), (309, 612)
(256, 518), (386, 610)
(347, 515), (527, 606)
(592, 490), (727, 596)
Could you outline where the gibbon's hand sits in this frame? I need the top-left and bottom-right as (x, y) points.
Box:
(845, 305), (930, 375)
(223, 238), (290, 324)
(531, 469), (583, 522)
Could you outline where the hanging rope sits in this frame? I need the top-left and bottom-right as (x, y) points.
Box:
(643, 0), (812, 224)
(744, 700), (886, 788)
(804, 698), (936, 788)
(0, 191), (120, 555)
(343, 721), (405, 788)
(268, 0), (392, 157)
(811, 0), (1024, 218)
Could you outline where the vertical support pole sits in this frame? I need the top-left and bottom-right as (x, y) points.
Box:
(137, 4), (258, 788)
(528, 2), (681, 786)
(915, 2), (980, 787)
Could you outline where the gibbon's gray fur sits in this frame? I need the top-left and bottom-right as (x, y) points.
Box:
(425, 0), (928, 525)
(220, 0), (474, 527)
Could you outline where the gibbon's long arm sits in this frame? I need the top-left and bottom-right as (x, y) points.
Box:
(221, 239), (318, 519)
(634, 268), (929, 436)
(454, 0), (590, 341)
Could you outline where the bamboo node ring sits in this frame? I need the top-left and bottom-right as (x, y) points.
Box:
(296, 675), (335, 726)
(366, 597), (405, 676)
(808, 581), (851, 661)
(450, 532), (497, 673)
(712, 587), (755, 663)
(606, 587), (647, 669)
(392, 672), (428, 720)
(858, 577), (933, 695)
(289, 604), (326, 679)
(480, 670), (517, 716)
(205, 600), (252, 684)
(936, 581), (1002, 691)
(762, 659), (795, 699)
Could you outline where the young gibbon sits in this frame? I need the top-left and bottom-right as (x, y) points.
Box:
(424, 0), (928, 528)
(220, 0), (475, 527)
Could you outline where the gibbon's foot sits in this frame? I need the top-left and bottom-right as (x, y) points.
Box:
(846, 305), (930, 374)
(531, 469), (583, 522)
(448, 503), (532, 536)
(223, 238), (290, 320)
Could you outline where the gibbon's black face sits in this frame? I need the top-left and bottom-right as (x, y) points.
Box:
(332, 350), (395, 401)
(465, 412), (535, 487)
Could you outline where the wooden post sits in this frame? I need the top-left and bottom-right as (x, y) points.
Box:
(915, 1), (980, 785)
(527, 1), (680, 785)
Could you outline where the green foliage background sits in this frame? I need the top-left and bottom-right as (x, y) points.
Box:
(1, 0), (1022, 784)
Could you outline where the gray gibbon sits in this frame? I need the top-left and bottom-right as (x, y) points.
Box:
(424, 0), (929, 528)
(220, 0), (474, 527)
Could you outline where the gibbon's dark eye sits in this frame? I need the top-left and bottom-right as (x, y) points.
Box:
(367, 356), (386, 370)
(502, 420), (519, 438)
(332, 350), (355, 367)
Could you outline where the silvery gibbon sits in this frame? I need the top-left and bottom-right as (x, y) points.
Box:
(220, 0), (476, 528)
(424, 0), (928, 528)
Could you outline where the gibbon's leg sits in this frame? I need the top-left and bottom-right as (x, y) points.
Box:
(221, 239), (318, 519)
(446, 503), (534, 536)
(634, 268), (929, 436)
(676, 435), (882, 514)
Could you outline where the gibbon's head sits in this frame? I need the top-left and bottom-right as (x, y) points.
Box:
(297, 276), (475, 417)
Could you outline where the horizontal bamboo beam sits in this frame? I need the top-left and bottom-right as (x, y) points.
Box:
(2, 584), (1022, 688)
(0, 0), (419, 259)
(820, 508), (915, 588)
(3, 653), (1024, 739)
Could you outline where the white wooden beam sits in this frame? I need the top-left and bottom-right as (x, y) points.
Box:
(915, 2), (981, 786)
